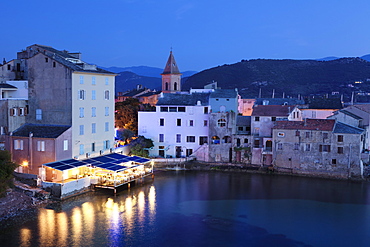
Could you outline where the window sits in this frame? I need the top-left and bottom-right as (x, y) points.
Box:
(218, 119), (226, 127)
(305, 132), (310, 138)
(177, 119), (181, 126)
(255, 117), (260, 121)
(63, 140), (68, 151)
(7, 64), (11, 70)
(254, 139), (260, 148)
(189, 120), (194, 127)
(14, 140), (23, 150)
(79, 144), (84, 155)
(187, 136), (195, 143)
(238, 127), (244, 131)
(277, 143), (282, 150)
(222, 136), (231, 143)
(36, 109), (42, 120)
(104, 140), (110, 149)
(78, 90), (85, 100)
(305, 144), (311, 151)
(105, 122), (109, 132)
(178, 107), (185, 112)
(244, 138), (248, 143)
(91, 107), (96, 117)
(271, 117), (276, 121)
(332, 159), (337, 165)
(323, 132), (328, 139)
(200, 136), (208, 145)
(105, 77), (109, 85)
(105, 107), (109, 116)
(53, 62), (56, 67)
(37, 141), (45, 151)
(159, 134), (164, 142)
(79, 107), (84, 118)
(80, 75), (84, 84)
(176, 134), (181, 143)
(104, 90), (110, 100)
(203, 120), (208, 127)
(294, 143), (299, 150)
(319, 145), (331, 152)
(79, 125), (84, 135)
(160, 118), (164, 126)
(337, 135), (343, 142)
(19, 107), (25, 116)
(160, 107), (168, 112)
(186, 149), (193, 156)
(338, 147), (344, 154)
(204, 107), (208, 114)
(92, 76), (96, 85)
(295, 131), (300, 136)
(45, 57), (48, 63)
(10, 108), (17, 116)
(92, 90), (96, 100)
(92, 123), (96, 133)
(236, 138), (241, 147)
(174, 82), (178, 91)
(170, 107), (177, 112)
(91, 143), (96, 152)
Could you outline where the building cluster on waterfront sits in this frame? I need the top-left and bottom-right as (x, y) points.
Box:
(0, 44), (152, 198)
(137, 52), (369, 179)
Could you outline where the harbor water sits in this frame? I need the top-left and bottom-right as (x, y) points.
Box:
(1, 170), (370, 247)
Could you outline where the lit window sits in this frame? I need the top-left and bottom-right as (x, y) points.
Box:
(278, 132), (285, 137)
(211, 136), (220, 144)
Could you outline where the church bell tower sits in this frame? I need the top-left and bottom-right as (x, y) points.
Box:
(161, 51), (182, 93)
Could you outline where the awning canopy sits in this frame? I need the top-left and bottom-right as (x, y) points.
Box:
(43, 153), (150, 172)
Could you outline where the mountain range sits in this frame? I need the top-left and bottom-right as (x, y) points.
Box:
(112, 55), (370, 102)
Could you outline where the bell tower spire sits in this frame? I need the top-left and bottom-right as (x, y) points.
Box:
(161, 51), (182, 93)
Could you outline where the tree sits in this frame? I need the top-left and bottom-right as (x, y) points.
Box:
(115, 98), (141, 133)
(116, 128), (135, 145)
(0, 150), (19, 197)
(129, 136), (154, 158)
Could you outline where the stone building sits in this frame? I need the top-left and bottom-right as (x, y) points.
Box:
(272, 119), (364, 178)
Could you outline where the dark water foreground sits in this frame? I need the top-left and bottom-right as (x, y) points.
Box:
(1, 171), (370, 247)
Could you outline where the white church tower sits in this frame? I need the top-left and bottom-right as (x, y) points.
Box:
(161, 51), (182, 93)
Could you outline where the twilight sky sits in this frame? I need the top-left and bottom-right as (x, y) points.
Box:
(2, 0), (370, 71)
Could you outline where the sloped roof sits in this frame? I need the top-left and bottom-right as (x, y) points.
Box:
(12, 124), (71, 138)
(0, 83), (17, 89)
(353, 104), (370, 114)
(31, 44), (115, 75)
(210, 89), (238, 98)
(138, 91), (161, 97)
(273, 119), (335, 131)
(157, 92), (210, 106)
(252, 105), (295, 117)
(338, 110), (363, 120)
(333, 122), (364, 134)
(161, 51), (181, 75)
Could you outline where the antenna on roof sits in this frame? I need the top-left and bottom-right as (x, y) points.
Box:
(258, 88), (262, 98)
(272, 89), (275, 98)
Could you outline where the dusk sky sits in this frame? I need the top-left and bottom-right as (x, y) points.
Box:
(3, 0), (370, 71)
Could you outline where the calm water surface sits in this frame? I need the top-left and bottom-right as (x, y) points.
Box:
(1, 171), (370, 247)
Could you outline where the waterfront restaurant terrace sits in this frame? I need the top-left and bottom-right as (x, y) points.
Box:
(41, 153), (152, 198)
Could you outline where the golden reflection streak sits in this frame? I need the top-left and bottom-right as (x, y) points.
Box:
(38, 209), (56, 246)
(71, 207), (82, 246)
(19, 228), (31, 247)
(56, 212), (68, 247)
(148, 186), (156, 218)
(82, 202), (95, 246)
(124, 197), (134, 234)
(138, 191), (145, 223)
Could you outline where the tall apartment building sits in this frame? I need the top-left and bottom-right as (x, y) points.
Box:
(5, 44), (116, 174)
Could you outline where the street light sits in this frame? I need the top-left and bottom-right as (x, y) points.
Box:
(22, 161), (29, 173)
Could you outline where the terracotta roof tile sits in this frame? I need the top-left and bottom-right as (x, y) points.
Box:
(273, 119), (335, 131)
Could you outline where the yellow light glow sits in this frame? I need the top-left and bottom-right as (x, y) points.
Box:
(22, 161), (29, 167)
(20, 228), (31, 247)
